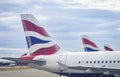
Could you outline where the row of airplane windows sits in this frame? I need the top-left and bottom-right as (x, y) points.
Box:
(78, 60), (120, 64)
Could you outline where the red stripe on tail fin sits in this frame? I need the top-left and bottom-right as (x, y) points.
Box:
(21, 14), (60, 56)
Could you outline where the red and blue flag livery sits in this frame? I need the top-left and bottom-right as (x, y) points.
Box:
(21, 14), (60, 56)
(104, 44), (113, 51)
(81, 35), (99, 52)
(2, 14), (120, 77)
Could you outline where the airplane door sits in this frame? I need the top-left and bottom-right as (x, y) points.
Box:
(58, 55), (67, 72)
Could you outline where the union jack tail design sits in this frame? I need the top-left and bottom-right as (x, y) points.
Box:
(104, 44), (113, 51)
(81, 35), (99, 52)
(21, 14), (60, 56)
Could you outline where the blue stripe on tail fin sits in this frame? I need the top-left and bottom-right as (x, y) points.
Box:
(21, 14), (60, 56)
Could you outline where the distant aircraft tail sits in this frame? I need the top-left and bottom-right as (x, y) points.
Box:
(104, 44), (113, 51)
(21, 14), (60, 56)
(81, 35), (99, 52)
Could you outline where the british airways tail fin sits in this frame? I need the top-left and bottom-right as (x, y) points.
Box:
(81, 35), (99, 52)
(104, 44), (113, 51)
(21, 14), (60, 56)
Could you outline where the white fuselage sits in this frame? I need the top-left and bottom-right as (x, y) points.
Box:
(30, 50), (120, 75)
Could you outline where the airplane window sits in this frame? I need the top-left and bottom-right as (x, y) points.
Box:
(105, 61), (108, 63)
(101, 61), (104, 63)
(98, 61), (100, 63)
(90, 61), (92, 63)
(113, 60), (116, 63)
(78, 61), (81, 64)
(94, 61), (96, 63)
(109, 61), (112, 63)
(86, 61), (88, 64)
(117, 60), (120, 63)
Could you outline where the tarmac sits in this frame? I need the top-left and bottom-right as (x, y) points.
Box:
(0, 68), (64, 77)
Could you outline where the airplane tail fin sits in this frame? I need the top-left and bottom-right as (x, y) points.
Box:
(21, 14), (60, 56)
(104, 44), (113, 51)
(81, 35), (99, 52)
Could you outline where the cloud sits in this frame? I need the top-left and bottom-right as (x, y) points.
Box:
(0, 0), (31, 5)
(116, 28), (120, 31)
(0, 47), (28, 57)
(0, 0), (120, 52)
(78, 31), (106, 35)
(1, 0), (120, 12)
(52, 0), (120, 11)
(0, 12), (21, 30)
(0, 12), (19, 24)
(0, 47), (27, 52)
(0, 12), (18, 22)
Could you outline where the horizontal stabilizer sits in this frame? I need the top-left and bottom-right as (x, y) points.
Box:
(1, 57), (46, 66)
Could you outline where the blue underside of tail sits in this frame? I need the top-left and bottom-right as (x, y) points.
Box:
(84, 47), (98, 52)
(26, 36), (50, 48)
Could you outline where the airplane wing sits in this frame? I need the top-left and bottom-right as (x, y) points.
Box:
(68, 65), (120, 75)
(69, 65), (120, 74)
(57, 61), (120, 74)
(2, 57), (46, 66)
(68, 65), (119, 70)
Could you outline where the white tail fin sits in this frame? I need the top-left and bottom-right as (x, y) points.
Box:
(81, 35), (99, 52)
(104, 44), (113, 51)
(21, 14), (60, 56)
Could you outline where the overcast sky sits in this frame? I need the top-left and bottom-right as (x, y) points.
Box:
(0, 0), (120, 57)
